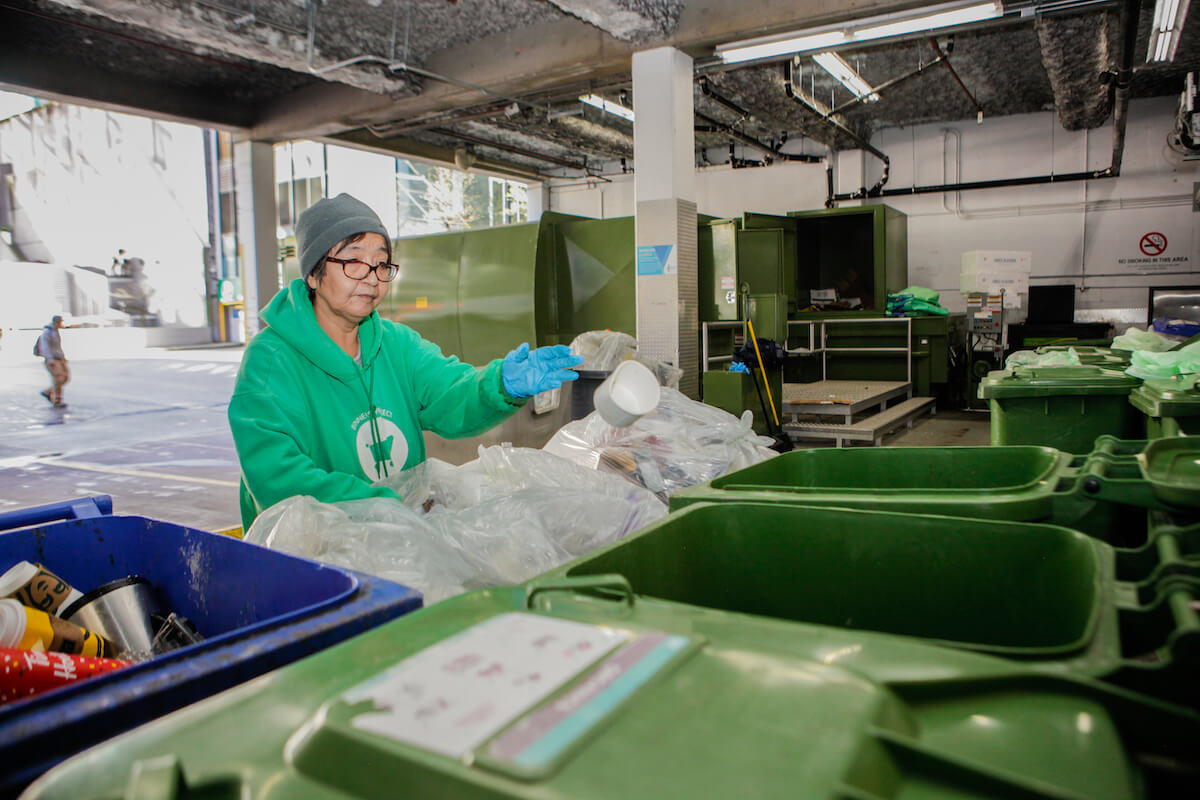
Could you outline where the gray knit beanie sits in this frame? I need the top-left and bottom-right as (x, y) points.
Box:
(296, 193), (389, 277)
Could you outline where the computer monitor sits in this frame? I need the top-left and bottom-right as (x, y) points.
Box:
(1027, 284), (1075, 324)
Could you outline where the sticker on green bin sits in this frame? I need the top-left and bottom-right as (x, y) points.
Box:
(342, 613), (629, 758)
(485, 632), (689, 772)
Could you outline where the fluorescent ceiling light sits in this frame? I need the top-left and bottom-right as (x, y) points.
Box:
(716, 1), (1003, 64)
(812, 52), (880, 101)
(579, 94), (635, 122)
(1147, 0), (1191, 62)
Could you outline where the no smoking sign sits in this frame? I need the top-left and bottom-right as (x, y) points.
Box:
(1139, 232), (1168, 256)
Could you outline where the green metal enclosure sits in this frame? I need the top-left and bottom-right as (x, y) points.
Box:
(383, 213), (636, 364)
(788, 204), (909, 314)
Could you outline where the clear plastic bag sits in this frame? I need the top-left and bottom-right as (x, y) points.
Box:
(568, 330), (683, 389)
(245, 446), (666, 604)
(544, 386), (777, 503)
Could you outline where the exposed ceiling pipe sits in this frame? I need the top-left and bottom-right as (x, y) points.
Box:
(1110, 0), (1139, 176)
(783, 61), (889, 197)
(427, 127), (588, 172)
(828, 0), (1138, 202)
(929, 38), (984, 123)
(824, 50), (949, 117)
(696, 80), (823, 163)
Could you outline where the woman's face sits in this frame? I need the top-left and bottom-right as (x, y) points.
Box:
(306, 233), (390, 325)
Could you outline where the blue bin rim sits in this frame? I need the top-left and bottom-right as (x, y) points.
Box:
(0, 513), (360, 715)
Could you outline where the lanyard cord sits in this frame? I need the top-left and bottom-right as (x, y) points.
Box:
(357, 358), (390, 480)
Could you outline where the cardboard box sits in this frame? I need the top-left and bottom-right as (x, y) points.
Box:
(961, 251), (1032, 308)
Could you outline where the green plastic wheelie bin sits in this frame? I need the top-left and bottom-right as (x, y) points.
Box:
(1130, 375), (1200, 438)
(671, 436), (1200, 549)
(20, 569), (1200, 800)
(979, 366), (1143, 453)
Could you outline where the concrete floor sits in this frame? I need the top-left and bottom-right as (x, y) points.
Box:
(1, 336), (989, 532)
(0, 341), (245, 532)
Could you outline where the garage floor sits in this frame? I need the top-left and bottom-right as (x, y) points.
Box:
(0, 342), (990, 531)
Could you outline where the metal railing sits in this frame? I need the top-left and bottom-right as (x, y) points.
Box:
(702, 316), (916, 383)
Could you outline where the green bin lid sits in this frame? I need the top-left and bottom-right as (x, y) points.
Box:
(1140, 436), (1200, 507)
(979, 366), (1141, 398)
(1129, 376), (1200, 418)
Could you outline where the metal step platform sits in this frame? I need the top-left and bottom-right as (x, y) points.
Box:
(781, 380), (936, 447)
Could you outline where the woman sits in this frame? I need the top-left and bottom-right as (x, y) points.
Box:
(228, 193), (582, 529)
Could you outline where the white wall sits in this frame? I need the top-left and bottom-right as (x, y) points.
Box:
(550, 160), (829, 220)
(548, 96), (1199, 330)
(864, 95), (1199, 324)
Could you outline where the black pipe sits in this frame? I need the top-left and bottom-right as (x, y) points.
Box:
(1110, 0), (1140, 176)
(783, 61), (889, 200)
(695, 111), (822, 163)
(696, 82), (823, 163)
(830, 168), (1112, 201)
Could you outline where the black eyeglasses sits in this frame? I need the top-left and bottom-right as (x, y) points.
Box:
(325, 257), (399, 282)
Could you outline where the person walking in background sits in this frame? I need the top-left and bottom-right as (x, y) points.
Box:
(35, 315), (69, 409)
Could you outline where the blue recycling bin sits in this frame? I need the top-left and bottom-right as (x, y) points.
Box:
(0, 496), (422, 796)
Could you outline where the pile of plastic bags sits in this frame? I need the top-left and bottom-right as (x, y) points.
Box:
(245, 445), (666, 603)
(1126, 345), (1200, 380)
(887, 286), (948, 317)
(544, 386), (777, 503)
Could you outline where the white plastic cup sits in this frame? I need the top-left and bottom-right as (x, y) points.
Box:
(593, 360), (661, 427)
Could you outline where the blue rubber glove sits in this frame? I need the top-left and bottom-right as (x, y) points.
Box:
(502, 343), (585, 398)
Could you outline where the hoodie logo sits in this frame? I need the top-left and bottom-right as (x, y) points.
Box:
(353, 413), (408, 480)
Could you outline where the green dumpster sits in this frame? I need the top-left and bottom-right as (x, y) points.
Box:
(555, 502), (1200, 710)
(1130, 375), (1200, 438)
(21, 574), (1200, 799)
(979, 366), (1143, 453)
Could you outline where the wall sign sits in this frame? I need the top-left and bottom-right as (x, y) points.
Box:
(1118, 229), (1192, 273)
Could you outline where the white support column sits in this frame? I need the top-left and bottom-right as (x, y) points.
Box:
(633, 47), (699, 397)
(233, 139), (278, 338)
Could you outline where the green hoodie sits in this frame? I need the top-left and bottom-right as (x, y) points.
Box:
(228, 279), (525, 529)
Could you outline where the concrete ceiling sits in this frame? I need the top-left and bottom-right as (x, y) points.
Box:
(0, 0), (1196, 179)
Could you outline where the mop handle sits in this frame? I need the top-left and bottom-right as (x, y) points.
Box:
(746, 316), (781, 428)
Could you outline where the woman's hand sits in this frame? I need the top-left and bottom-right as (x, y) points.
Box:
(502, 343), (584, 397)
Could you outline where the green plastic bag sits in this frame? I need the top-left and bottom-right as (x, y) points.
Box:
(898, 286), (940, 303)
(1125, 350), (1200, 380)
(1112, 327), (1173, 352)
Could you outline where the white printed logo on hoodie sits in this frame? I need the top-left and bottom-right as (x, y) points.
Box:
(353, 413), (409, 480)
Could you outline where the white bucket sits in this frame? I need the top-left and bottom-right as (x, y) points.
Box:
(593, 360), (661, 427)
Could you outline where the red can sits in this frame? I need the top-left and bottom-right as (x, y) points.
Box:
(0, 647), (131, 705)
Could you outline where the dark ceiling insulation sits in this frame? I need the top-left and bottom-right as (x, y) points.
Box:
(0, 1), (1196, 175)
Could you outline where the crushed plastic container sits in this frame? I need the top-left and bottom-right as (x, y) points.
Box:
(1130, 375), (1200, 438)
(979, 366), (1143, 453)
(0, 496), (422, 796)
(19, 576), (1200, 800)
(556, 502), (1200, 710)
